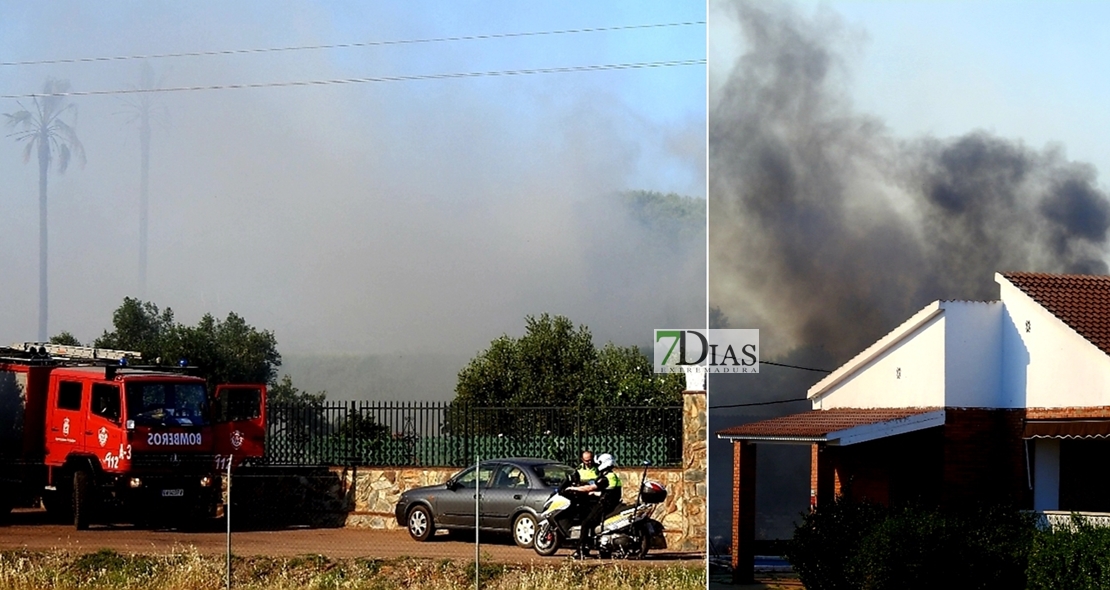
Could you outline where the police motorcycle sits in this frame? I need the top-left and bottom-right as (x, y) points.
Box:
(533, 459), (668, 559)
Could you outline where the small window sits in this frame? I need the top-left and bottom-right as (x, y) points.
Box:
(57, 382), (82, 411)
(91, 383), (121, 423)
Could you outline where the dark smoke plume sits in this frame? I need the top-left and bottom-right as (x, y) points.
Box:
(710, 0), (1110, 361)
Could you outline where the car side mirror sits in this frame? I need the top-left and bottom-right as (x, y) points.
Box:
(446, 478), (459, 490)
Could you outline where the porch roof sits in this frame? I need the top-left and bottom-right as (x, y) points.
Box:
(716, 407), (945, 446)
(1024, 419), (1110, 439)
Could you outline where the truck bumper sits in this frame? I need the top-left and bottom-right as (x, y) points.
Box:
(105, 473), (222, 520)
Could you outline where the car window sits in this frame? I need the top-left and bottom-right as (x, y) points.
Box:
(453, 465), (495, 489)
(492, 464), (530, 489)
(533, 464), (575, 487)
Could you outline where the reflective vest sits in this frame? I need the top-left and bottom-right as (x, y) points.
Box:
(599, 470), (622, 508)
(577, 465), (598, 483)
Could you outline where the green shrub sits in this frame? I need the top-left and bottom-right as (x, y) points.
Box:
(786, 501), (1036, 590)
(1027, 515), (1110, 590)
(785, 500), (886, 590)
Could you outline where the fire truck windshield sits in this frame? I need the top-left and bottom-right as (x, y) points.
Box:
(125, 381), (210, 427)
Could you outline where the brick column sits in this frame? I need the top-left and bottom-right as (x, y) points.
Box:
(680, 387), (706, 552)
(811, 442), (836, 508)
(731, 440), (756, 584)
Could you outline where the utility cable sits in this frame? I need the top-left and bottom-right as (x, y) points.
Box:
(0, 21), (706, 68)
(709, 398), (808, 409)
(0, 59), (706, 99)
(761, 361), (831, 373)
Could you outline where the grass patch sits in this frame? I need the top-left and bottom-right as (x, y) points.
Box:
(0, 550), (704, 590)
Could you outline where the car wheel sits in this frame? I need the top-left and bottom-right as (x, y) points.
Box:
(512, 513), (538, 548)
(407, 505), (435, 542)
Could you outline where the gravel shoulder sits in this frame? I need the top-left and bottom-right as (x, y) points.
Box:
(0, 509), (702, 566)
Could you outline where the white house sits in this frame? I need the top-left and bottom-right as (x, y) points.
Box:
(718, 271), (1110, 579)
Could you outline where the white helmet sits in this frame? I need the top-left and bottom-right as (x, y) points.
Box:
(596, 453), (616, 472)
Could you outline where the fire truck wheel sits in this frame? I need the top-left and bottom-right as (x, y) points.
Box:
(73, 470), (91, 530)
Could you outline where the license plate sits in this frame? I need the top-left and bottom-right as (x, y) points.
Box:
(161, 489), (184, 497)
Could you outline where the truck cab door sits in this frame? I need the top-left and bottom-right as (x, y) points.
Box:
(212, 384), (266, 463)
(85, 383), (126, 472)
(46, 379), (86, 466)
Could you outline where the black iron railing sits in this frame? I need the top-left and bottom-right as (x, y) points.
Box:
(263, 401), (683, 468)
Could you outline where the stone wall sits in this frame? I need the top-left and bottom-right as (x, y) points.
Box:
(680, 387), (707, 551)
(271, 386), (708, 551)
(338, 465), (690, 548)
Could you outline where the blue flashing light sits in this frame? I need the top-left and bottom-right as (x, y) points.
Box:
(178, 358), (188, 367)
(118, 357), (128, 366)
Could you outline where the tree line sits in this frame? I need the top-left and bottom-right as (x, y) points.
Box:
(54, 300), (681, 410)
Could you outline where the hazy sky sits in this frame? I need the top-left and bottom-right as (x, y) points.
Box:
(711, 1), (1110, 184)
(0, 2), (706, 356)
(710, 0), (1110, 358)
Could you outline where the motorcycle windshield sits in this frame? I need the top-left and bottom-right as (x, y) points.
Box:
(541, 494), (571, 515)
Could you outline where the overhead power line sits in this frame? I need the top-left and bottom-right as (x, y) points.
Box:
(0, 59), (706, 99)
(709, 398), (808, 409)
(0, 21), (706, 68)
(761, 361), (832, 373)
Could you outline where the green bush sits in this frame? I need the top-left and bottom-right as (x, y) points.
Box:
(786, 501), (1035, 590)
(1027, 515), (1110, 590)
(785, 500), (886, 590)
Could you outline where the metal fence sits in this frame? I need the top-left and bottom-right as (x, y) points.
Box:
(263, 401), (683, 468)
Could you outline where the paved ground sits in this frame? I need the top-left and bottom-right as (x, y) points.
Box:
(0, 509), (702, 565)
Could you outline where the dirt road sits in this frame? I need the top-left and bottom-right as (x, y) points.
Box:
(0, 509), (702, 565)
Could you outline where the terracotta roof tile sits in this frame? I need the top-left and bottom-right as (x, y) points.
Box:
(716, 407), (941, 440)
(1003, 272), (1110, 356)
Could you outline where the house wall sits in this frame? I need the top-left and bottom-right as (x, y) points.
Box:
(1033, 439), (1060, 511)
(943, 302), (1004, 407)
(940, 408), (1029, 508)
(1000, 278), (1110, 408)
(814, 301), (1010, 410)
(806, 410), (1030, 511)
(813, 306), (947, 409)
(813, 427), (944, 507)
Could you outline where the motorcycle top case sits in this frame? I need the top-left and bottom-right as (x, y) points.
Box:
(640, 480), (667, 504)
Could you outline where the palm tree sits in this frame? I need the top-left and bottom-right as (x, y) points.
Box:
(118, 63), (167, 297)
(5, 78), (86, 340)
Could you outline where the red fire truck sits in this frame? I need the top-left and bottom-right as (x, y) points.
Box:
(0, 342), (266, 529)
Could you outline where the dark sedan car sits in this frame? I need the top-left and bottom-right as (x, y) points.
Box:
(394, 457), (575, 548)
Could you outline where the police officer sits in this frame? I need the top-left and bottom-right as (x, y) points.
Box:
(575, 450), (598, 484)
(567, 452), (622, 558)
